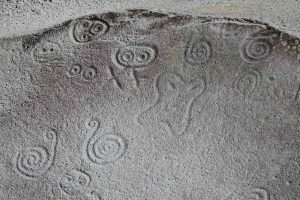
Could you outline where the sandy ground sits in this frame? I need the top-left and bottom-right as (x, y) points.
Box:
(0, 0), (300, 38)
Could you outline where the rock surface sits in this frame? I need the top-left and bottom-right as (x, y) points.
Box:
(0, 10), (299, 200)
(0, 0), (300, 39)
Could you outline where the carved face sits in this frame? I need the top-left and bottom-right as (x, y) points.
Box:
(72, 18), (108, 43)
(59, 169), (91, 195)
(32, 42), (61, 63)
(114, 45), (156, 69)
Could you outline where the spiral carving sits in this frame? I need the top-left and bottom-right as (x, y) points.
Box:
(86, 133), (126, 165)
(185, 38), (212, 67)
(16, 146), (49, 178)
(240, 35), (273, 63)
(15, 131), (57, 178)
(84, 119), (100, 132)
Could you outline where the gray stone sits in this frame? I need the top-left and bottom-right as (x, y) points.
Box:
(0, 10), (299, 200)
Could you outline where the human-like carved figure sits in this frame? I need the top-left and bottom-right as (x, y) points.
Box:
(111, 44), (157, 89)
(70, 18), (109, 43)
(32, 41), (62, 63)
(138, 72), (206, 136)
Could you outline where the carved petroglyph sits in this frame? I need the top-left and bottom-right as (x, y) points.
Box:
(66, 65), (97, 81)
(59, 169), (91, 196)
(31, 41), (62, 63)
(59, 168), (103, 199)
(233, 69), (261, 98)
(67, 65), (82, 77)
(253, 73), (296, 101)
(107, 65), (124, 90)
(111, 44), (157, 89)
(86, 133), (126, 165)
(15, 130), (58, 179)
(70, 18), (109, 43)
(185, 36), (212, 67)
(2, 10), (300, 200)
(113, 45), (156, 70)
(227, 187), (269, 200)
(82, 66), (97, 81)
(83, 119), (126, 165)
(240, 32), (279, 63)
(279, 33), (300, 60)
(138, 72), (206, 135)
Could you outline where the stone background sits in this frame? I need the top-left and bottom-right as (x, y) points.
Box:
(0, 0), (299, 38)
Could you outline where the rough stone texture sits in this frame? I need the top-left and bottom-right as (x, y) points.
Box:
(0, 0), (300, 39)
(0, 9), (300, 200)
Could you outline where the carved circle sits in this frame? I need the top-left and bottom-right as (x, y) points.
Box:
(85, 119), (99, 131)
(78, 33), (92, 43)
(119, 50), (134, 64)
(136, 49), (151, 63)
(240, 36), (273, 63)
(86, 134), (126, 165)
(32, 42), (61, 63)
(185, 39), (212, 67)
(16, 146), (49, 178)
(82, 66), (97, 81)
(90, 21), (107, 35)
(75, 19), (92, 32)
(114, 45), (156, 69)
(68, 65), (82, 76)
(71, 18), (109, 43)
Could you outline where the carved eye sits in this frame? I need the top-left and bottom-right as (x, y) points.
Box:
(78, 33), (92, 42)
(90, 21), (105, 35)
(76, 20), (92, 31)
(136, 50), (151, 63)
(38, 43), (58, 54)
(120, 50), (134, 62)
(82, 66), (97, 81)
(69, 65), (82, 76)
(63, 174), (74, 183)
